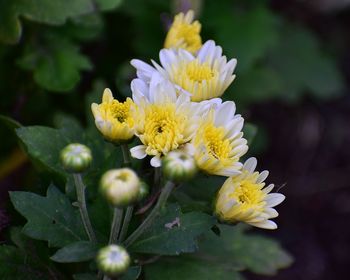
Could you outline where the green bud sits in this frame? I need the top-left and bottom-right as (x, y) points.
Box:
(138, 181), (149, 201)
(162, 150), (197, 182)
(97, 245), (130, 277)
(100, 168), (140, 207)
(60, 143), (92, 173)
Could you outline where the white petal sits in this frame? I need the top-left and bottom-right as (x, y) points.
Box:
(266, 193), (286, 207)
(150, 156), (162, 167)
(257, 171), (269, 183)
(249, 220), (278, 230)
(243, 157), (257, 173)
(130, 145), (147, 159)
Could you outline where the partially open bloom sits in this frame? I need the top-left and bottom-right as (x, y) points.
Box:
(215, 158), (285, 230)
(164, 10), (202, 54)
(60, 143), (92, 173)
(131, 40), (236, 102)
(91, 89), (135, 144)
(100, 168), (140, 207)
(130, 76), (203, 167)
(162, 150), (197, 182)
(97, 245), (130, 276)
(192, 101), (248, 176)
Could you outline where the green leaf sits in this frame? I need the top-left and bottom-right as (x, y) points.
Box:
(15, 126), (69, 175)
(198, 225), (293, 276)
(54, 113), (85, 143)
(145, 257), (244, 280)
(51, 241), (99, 263)
(0, 0), (94, 44)
(121, 266), (142, 280)
(268, 23), (344, 102)
(95, 0), (123, 11)
(0, 115), (21, 130)
(18, 35), (92, 92)
(130, 204), (215, 255)
(0, 245), (49, 280)
(10, 185), (87, 247)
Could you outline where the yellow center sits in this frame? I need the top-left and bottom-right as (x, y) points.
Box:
(230, 179), (266, 211)
(100, 99), (134, 126)
(185, 60), (214, 82)
(143, 104), (186, 155)
(202, 123), (230, 159)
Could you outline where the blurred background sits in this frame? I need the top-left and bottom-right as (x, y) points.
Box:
(0, 0), (349, 279)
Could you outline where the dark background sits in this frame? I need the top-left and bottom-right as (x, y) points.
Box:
(1, 0), (350, 279)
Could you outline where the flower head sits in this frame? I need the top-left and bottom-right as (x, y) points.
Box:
(96, 245), (130, 276)
(100, 168), (140, 207)
(131, 40), (236, 102)
(91, 88), (135, 144)
(130, 76), (203, 167)
(215, 158), (285, 230)
(60, 143), (92, 173)
(192, 101), (248, 176)
(162, 150), (197, 182)
(164, 10), (202, 54)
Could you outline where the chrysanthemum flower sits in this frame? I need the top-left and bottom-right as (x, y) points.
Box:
(130, 76), (202, 167)
(91, 89), (135, 144)
(164, 10), (202, 54)
(192, 101), (248, 176)
(215, 157), (285, 230)
(131, 40), (237, 102)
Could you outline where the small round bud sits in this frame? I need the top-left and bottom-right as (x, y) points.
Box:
(100, 168), (140, 207)
(97, 245), (130, 277)
(138, 181), (150, 202)
(60, 143), (92, 173)
(162, 150), (197, 182)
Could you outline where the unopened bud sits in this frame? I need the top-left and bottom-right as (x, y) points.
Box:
(97, 245), (130, 276)
(162, 150), (197, 182)
(100, 168), (140, 207)
(60, 143), (92, 173)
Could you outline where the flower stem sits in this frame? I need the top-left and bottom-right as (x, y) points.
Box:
(124, 181), (175, 247)
(121, 144), (131, 167)
(73, 173), (96, 243)
(118, 206), (134, 242)
(109, 208), (124, 244)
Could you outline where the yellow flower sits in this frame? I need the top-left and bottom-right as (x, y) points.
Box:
(192, 101), (248, 176)
(130, 77), (202, 167)
(91, 88), (135, 144)
(215, 158), (285, 230)
(164, 10), (202, 54)
(131, 40), (236, 102)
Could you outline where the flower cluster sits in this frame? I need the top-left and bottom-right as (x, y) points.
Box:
(91, 10), (285, 229)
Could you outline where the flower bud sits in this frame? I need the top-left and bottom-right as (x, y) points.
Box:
(100, 168), (140, 207)
(162, 150), (197, 182)
(97, 245), (130, 277)
(138, 181), (149, 202)
(60, 143), (92, 173)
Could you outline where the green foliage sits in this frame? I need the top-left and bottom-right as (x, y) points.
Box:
(51, 241), (99, 263)
(10, 185), (87, 247)
(130, 204), (215, 255)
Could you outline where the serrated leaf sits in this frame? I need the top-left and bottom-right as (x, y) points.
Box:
(130, 204), (215, 255)
(144, 257), (244, 280)
(18, 35), (92, 92)
(198, 225), (293, 276)
(10, 185), (87, 248)
(15, 126), (69, 175)
(51, 241), (99, 263)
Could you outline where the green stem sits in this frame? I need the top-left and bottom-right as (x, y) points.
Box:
(121, 144), (131, 167)
(118, 206), (134, 242)
(124, 181), (175, 247)
(73, 174), (96, 242)
(109, 208), (124, 244)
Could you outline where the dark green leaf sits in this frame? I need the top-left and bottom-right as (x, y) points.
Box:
(0, 115), (21, 130)
(10, 185), (87, 247)
(95, 0), (123, 11)
(51, 241), (99, 263)
(73, 274), (98, 280)
(130, 204), (215, 255)
(121, 266), (142, 280)
(145, 256), (244, 280)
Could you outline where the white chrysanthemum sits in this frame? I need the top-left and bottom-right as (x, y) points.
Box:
(215, 157), (286, 230)
(131, 40), (237, 102)
(130, 75), (203, 167)
(192, 100), (248, 176)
